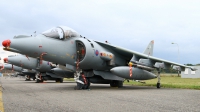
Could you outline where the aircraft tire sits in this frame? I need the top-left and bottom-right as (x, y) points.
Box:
(59, 78), (63, 83)
(36, 79), (43, 83)
(76, 82), (84, 90)
(55, 78), (63, 83)
(157, 83), (160, 88)
(36, 79), (40, 83)
(110, 81), (117, 87)
(110, 80), (123, 88)
(25, 79), (31, 81)
(117, 81), (123, 88)
(55, 79), (59, 82)
(75, 76), (90, 90)
(33, 77), (36, 81)
(82, 78), (90, 89)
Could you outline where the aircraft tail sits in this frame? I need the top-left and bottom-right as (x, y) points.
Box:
(143, 40), (154, 56)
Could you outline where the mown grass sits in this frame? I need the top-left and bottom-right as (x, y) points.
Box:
(64, 78), (75, 81)
(64, 74), (200, 90)
(124, 75), (200, 90)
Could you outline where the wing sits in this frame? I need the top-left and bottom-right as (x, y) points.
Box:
(95, 40), (196, 71)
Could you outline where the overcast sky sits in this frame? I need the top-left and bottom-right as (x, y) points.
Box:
(0, 0), (200, 64)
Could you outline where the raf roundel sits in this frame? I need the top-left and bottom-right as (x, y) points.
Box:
(95, 50), (99, 56)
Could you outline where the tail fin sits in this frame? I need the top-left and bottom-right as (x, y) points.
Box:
(143, 40), (154, 56)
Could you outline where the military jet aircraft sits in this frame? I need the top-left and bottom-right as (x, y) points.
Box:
(2, 63), (35, 79)
(4, 55), (67, 83)
(3, 58), (35, 80)
(2, 26), (196, 89)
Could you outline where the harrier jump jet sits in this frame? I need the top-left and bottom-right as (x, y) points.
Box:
(2, 26), (196, 89)
(4, 55), (68, 82)
(2, 63), (35, 80)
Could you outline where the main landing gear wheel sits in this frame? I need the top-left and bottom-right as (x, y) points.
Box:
(36, 79), (44, 83)
(59, 78), (63, 83)
(157, 83), (160, 88)
(25, 79), (31, 81)
(33, 77), (36, 81)
(157, 68), (161, 89)
(36, 79), (40, 83)
(110, 80), (123, 88)
(55, 78), (63, 83)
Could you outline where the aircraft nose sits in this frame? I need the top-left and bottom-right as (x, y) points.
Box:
(4, 58), (8, 63)
(2, 39), (11, 47)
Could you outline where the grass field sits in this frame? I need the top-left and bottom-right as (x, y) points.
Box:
(64, 74), (200, 90)
(124, 76), (200, 90)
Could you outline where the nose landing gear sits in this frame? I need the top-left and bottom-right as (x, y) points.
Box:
(74, 70), (90, 90)
(35, 73), (43, 83)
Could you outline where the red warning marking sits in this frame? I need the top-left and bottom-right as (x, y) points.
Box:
(40, 53), (47, 64)
(130, 66), (132, 77)
(76, 59), (79, 69)
(82, 74), (87, 84)
(129, 62), (133, 77)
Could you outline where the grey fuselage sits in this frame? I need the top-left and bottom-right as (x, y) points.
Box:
(3, 63), (35, 77)
(7, 55), (65, 79)
(7, 55), (52, 73)
(6, 35), (126, 71)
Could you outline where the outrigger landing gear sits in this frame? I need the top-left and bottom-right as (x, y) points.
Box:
(157, 68), (161, 89)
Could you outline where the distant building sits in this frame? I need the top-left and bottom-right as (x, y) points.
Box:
(181, 66), (200, 78)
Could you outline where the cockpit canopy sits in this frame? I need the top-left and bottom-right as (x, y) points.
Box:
(42, 26), (79, 40)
